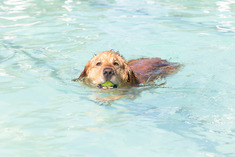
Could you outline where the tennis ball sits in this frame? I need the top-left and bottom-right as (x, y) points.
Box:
(101, 81), (114, 87)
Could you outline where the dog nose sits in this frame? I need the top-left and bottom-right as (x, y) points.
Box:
(103, 68), (114, 79)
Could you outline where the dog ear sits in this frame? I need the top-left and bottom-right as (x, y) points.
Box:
(72, 66), (87, 81)
(122, 60), (139, 85)
(127, 70), (138, 84)
(123, 63), (138, 84)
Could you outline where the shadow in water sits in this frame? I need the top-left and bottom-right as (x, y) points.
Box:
(2, 41), (66, 84)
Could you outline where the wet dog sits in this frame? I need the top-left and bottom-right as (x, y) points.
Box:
(73, 50), (180, 89)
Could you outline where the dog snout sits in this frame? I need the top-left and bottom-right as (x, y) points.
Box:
(103, 68), (114, 80)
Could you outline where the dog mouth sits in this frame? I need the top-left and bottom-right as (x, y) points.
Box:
(97, 81), (118, 89)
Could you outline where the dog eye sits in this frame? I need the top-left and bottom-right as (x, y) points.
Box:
(96, 62), (101, 66)
(113, 62), (119, 66)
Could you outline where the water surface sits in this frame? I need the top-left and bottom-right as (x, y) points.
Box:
(0, 0), (235, 156)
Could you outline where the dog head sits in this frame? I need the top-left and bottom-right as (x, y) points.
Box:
(76, 50), (138, 88)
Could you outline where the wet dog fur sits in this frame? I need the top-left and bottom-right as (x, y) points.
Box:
(73, 50), (180, 89)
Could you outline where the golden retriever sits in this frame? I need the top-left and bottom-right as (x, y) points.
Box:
(73, 50), (180, 89)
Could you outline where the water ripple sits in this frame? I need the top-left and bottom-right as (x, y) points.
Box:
(0, 21), (41, 27)
(0, 43), (16, 63)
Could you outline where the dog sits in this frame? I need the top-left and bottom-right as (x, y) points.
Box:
(73, 50), (180, 89)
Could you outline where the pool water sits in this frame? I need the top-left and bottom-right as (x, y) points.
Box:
(0, 0), (235, 156)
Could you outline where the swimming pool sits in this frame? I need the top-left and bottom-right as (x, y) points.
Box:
(0, 0), (235, 156)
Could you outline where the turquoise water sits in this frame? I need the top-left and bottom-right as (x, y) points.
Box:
(0, 0), (235, 156)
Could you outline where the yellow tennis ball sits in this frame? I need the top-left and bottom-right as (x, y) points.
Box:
(101, 81), (114, 87)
